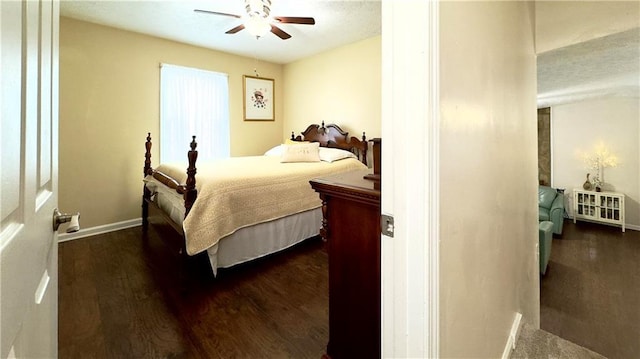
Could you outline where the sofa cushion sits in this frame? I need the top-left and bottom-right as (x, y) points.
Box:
(539, 207), (550, 221)
(538, 186), (557, 209)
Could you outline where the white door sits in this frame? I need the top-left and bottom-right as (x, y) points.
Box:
(381, 1), (439, 358)
(1, 0), (60, 358)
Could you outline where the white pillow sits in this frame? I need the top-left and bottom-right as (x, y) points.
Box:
(318, 147), (357, 163)
(264, 144), (283, 156)
(281, 142), (321, 163)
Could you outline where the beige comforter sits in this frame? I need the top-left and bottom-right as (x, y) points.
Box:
(154, 156), (367, 255)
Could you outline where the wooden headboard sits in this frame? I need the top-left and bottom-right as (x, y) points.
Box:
(290, 121), (368, 166)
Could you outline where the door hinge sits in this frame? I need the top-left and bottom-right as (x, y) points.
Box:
(381, 214), (394, 237)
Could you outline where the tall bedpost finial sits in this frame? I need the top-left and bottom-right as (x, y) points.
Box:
(362, 132), (368, 167)
(291, 131), (295, 140)
(144, 132), (152, 176)
(185, 136), (198, 217)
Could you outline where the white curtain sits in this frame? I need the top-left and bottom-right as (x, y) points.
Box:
(160, 64), (230, 163)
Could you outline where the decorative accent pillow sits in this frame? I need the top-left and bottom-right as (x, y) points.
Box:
(281, 142), (321, 163)
(318, 147), (357, 163)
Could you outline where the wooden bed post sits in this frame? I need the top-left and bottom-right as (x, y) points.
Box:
(142, 133), (152, 231)
(361, 132), (368, 167)
(144, 132), (152, 176)
(184, 136), (198, 217)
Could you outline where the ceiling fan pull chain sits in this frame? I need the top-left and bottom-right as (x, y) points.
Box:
(253, 53), (261, 77)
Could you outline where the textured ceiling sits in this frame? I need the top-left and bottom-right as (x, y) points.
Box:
(60, 0), (382, 65)
(537, 28), (640, 107)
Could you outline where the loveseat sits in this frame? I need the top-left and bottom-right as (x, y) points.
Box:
(538, 185), (564, 235)
(539, 221), (553, 275)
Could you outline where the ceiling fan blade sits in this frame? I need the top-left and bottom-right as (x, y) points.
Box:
(226, 24), (245, 34)
(270, 25), (292, 40)
(194, 9), (241, 18)
(273, 16), (315, 25)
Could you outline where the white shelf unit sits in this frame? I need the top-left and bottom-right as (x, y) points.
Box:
(573, 189), (625, 232)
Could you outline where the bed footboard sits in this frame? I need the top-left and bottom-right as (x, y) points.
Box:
(142, 133), (198, 234)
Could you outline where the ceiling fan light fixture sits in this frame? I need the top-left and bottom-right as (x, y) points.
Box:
(196, 0), (312, 40)
(244, 15), (271, 37)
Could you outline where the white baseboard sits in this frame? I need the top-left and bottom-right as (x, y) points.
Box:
(626, 223), (640, 231)
(569, 216), (639, 232)
(57, 218), (142, 242)
(501, 312), (523, 359)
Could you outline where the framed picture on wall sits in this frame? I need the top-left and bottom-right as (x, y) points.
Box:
(243, 75), (274, 121)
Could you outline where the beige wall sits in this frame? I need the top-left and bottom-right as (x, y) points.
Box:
(59, 17), (284, 228)
(439, 2), (539, 357)
(536, 1), (640, 53)
(282, 36), (381, 142)
(551, 97), (640, 229)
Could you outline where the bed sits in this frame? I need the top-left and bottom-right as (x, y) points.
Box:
(142, 122), (369, 275)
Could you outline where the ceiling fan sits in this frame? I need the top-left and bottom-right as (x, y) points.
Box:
(194, 0), (315, 40)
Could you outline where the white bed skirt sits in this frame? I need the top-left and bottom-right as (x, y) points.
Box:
(207, 208), (322, 275)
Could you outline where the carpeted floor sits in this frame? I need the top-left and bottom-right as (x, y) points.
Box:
(511, 323), (607, 359)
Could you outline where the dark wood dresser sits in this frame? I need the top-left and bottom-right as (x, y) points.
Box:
(310, 169), (381, 359)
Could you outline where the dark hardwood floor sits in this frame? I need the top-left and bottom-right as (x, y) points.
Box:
(541, 220), (640, 359)
(59, 223), (329, 358)
(60, 218), (639, 358)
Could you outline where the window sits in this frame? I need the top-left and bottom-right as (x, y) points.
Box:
(160, 64), (230, 163)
